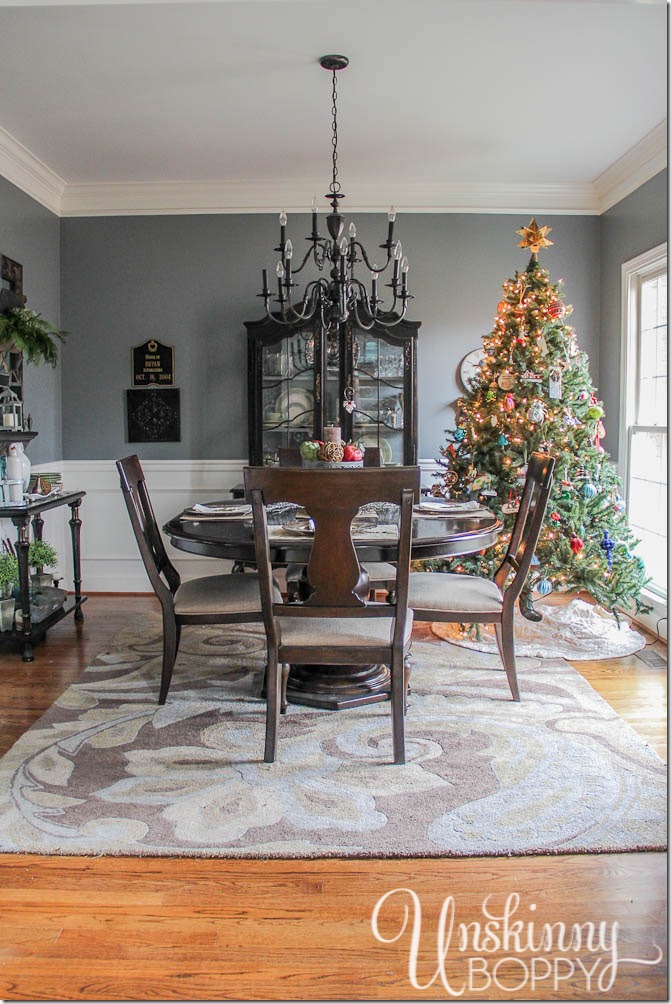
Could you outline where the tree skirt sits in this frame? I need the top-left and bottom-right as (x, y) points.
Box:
(431, 598), (647, 660)
(0, 619), (664, 859)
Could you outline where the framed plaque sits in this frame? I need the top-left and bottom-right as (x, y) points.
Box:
(132, 339), (174, 386)
(126, 388), (181, 442)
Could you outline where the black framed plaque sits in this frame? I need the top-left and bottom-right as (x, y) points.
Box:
(132, 339), (174, 386)
(126, 388), (181, 442)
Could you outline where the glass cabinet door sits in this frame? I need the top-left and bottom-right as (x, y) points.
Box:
(350, 330), (406, 465)
(259, 326), (317, 464)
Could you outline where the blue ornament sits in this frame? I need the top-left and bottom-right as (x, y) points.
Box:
(582, 482), (598, 499)
(497, 433), (509, 447)
(537, 578), (553, 596)
(454, 427), (466, 441)
(600, 530), (616, 570)
(613, 494), (626, 513)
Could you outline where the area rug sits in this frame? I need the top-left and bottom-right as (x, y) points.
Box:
(0, 617), (665, 859)
(432, 598), (647, 660)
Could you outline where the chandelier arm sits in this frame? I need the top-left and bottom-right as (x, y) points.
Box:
(292, 239), (329, 276)
(350, 299), (377, 331)
(351, 240), (393, 274)
(368, 300), (409, 328)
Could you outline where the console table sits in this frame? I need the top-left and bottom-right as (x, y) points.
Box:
(0, 491), (86, 661)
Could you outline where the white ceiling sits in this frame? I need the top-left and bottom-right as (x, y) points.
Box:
(0, 0), (666, 216)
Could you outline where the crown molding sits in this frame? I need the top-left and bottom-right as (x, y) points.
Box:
(0, 123), (664, 218)
(0, 125), (65, 216)
(59, 178), (600, 217)
(594, 120), (667, 213)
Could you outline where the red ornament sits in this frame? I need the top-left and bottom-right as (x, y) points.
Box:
(550, 511), (561, 523)
(497, 300), (508, 316)
(548, 299), (565, 319)
(503, 393), (516, 412)
(570, 533), (584, 554)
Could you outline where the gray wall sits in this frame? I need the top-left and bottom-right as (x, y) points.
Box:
(0, 176), (61, 464)
(599, 169), (668, 461)
(60, 212), (600, 461)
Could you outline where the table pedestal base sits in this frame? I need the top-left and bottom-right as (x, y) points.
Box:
(286, 663), (390, 710)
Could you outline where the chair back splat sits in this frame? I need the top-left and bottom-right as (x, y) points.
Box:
(494, 451), (555, 601)
(244, 465), (420, 764)
(116, 454), (180, 599)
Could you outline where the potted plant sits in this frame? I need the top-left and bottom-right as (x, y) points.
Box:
(28, 540), (58, 589)
(0, 307), (66, 366)
(0, 553), (18, 631)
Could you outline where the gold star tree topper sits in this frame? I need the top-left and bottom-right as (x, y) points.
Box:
(516, 218), (553, 254)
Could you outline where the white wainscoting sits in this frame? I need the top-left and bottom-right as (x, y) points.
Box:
(7, 459), (248, 593)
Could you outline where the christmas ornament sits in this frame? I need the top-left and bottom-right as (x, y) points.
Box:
(569, 533), (584, 554)
(498, 372), (515, 391)
(516, 464), (528, 483)
(497, 300), (509, 316)
(527, 400), (545, 423)
(537, 578), (553, 596)
(485, 388), (496, 402)
(548, 298), (565, 319)
(454, 427), (466, 441)
(520, 370), (543, 383)
(582, 482), (597, 500)
(550, 511), (561, 523)
(503, 393), (516, 412)
(516, 218), (554, 254)
(600, 530), (615, 571)
(497, 433), (509, 447)
(563, 410), (580, 427)
(578, 390), (590, 402)
(490, 414), (498, 427)
(538, 334), (549, 356)
(560, 482), (572, 500)
(613, 494), (626, 513)
(587, 404), (603, 420)
(575, 464), (587, 480)
(548, 367), (563, 400)
(501, 491), (520, 515)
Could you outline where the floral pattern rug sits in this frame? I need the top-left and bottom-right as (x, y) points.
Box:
(0, 617), (665, 858)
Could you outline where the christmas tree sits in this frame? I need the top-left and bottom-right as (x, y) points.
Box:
(429, 219), (649, 620)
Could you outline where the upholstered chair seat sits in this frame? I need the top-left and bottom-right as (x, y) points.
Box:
(174, 574), (281, 616)
(408, 573), (502, 614)
(277, 610), (413, 648)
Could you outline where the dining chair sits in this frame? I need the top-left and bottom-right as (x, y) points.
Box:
(244, 465), (420, 764)
(408, 452), (555, 702)
(117, 454), (277, 705)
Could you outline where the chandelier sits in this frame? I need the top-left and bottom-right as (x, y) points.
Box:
(259, 54), (411, 331)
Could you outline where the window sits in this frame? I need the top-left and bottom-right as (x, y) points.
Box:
(620, 243), (667, 603)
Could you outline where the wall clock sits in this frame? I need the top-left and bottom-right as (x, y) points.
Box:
(459, 348), (485, 392)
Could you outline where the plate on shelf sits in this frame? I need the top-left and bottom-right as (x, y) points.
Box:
(358, 434), (393, 465)
(275, 387), (314, 422)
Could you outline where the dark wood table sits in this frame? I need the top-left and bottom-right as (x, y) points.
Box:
(0, 490), (86, 661)
(164, 502), (501, 709)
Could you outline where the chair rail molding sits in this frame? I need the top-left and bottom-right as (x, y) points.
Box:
(30, 459), (249, 593)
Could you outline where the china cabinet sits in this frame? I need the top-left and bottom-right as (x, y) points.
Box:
(246, 315), (420, 466)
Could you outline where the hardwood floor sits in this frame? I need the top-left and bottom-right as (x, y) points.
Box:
(0, 595), (666, 1001)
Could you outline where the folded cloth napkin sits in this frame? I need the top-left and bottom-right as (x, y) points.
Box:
(414, 506), (492, 518)
(190, 503), (251, 514)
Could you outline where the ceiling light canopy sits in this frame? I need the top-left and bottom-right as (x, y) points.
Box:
(260, 54), (411, 331)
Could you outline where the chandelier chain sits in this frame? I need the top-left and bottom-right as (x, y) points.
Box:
(330, 69), (341, 196)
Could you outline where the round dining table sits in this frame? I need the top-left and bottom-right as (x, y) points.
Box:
(164, 501), (502, 710)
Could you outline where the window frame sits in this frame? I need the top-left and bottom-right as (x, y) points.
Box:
(619, 242), (667, 621)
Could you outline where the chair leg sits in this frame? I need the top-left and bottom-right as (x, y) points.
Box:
(264, 650), (281, 763)
(391, 656), (406, 765)
(494, 616), (520, 702)
(159, 615), (179, 705)
(280, 663), (290, 714)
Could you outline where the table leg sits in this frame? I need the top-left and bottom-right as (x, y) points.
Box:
(68, 500), (84, 622)
(12, 516), (33, 661)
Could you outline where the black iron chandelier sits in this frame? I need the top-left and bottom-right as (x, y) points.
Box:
(259, 54), (411, 331)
